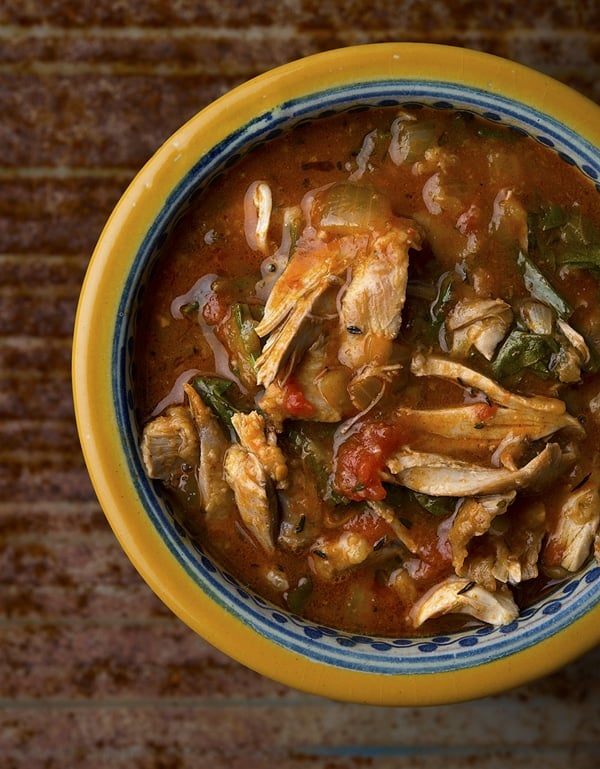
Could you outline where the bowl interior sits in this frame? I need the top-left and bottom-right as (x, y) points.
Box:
(111, 75), (600, 679)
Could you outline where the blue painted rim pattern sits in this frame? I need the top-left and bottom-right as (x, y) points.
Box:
(112, 79), (600, 675)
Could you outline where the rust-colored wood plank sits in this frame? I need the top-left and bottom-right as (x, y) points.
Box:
(0, 74), (240, 169)
(0, 665), (598, 768)
(0, 178), (127, 253)
(0, 0), (598, 29)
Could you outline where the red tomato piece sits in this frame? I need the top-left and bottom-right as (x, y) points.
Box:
(282, 377), (316, 418)
(334, 421), (404, 502)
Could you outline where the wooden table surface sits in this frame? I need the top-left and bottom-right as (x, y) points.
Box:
(1, 2), (599, 767)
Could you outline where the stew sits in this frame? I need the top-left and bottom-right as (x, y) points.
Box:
(134, 106), (600, 636)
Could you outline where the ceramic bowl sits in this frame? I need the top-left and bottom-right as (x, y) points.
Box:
(72, 43), (600, 706)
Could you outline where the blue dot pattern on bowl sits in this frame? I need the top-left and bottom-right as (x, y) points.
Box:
(112, 79), (600, 676)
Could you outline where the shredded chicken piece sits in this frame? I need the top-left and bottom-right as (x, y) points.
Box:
(499, 500), (547, 583)
(544, 473), (600, 572)
(259, 332), (353, 425)
(395, 402), (575, 445)
(223, 443), (277, 554)
(254, 231), (361, 387)
(491, 432), (527, 470)
(366, 500), (419, 554)
(410, 576), (519, 628)
(553, 319), (592, 383)
(386, 443), (572, 497)
(446, 297), (513, 360)
(223, 408), (290, 551)
(255, 185), (422, 394)
(140, 405), (199, 480)
(410, 353), (574, 417)
(449, 493), (515, 575)
(338, 221), (421, 372)
(458, 542), (521, 591)
(557, 319), (591, 366)
(231, 411), (288, 489)
(449, 495), (546, 590)
(308, 532), (372, 579)
(254, 385), (287, 432)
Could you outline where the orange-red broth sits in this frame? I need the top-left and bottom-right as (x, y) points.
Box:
(134, 107), (600, 636)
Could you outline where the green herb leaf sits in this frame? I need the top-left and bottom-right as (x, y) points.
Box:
(529, 205), (600, 271)
(410, 491), (457, 517)
(286, 423), (346, 504)
(491, 329), (553, 379)
(192, 376), (239, 430)
(430, 271), (456, 329)
(232, 303), (262, 363)
(517, 250), (573, 319)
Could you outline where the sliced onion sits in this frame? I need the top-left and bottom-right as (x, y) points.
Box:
(311, 182), (392, 234)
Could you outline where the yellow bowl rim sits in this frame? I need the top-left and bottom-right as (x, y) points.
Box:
(72, 42), (600, 706)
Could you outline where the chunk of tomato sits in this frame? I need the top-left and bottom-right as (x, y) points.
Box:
(282, 377), (316, 419)
(334, 421), (404, 502)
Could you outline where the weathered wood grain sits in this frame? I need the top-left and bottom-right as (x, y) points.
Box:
(0, 657), (599, 769)
(0, 0), (598, 29)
